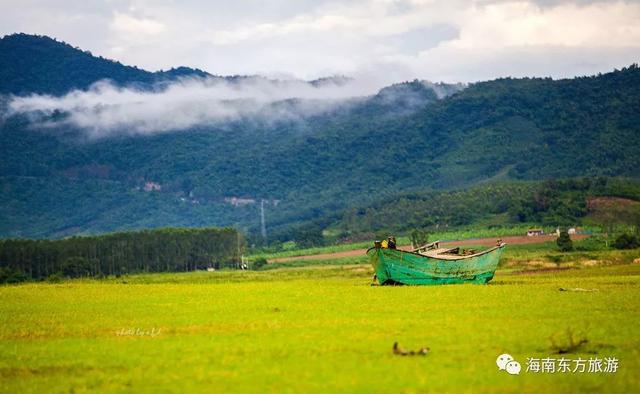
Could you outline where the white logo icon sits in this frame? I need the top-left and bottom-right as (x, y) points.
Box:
(497, 354), (521, 375)
(505, 360), (521, 375)
(496, 354), (514, 370)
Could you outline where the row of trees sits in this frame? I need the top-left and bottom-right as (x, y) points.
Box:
(0, 227), (242, 281)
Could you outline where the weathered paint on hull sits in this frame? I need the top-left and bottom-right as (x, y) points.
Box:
(367, 246), (505, 285)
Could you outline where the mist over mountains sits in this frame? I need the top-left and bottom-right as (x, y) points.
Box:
(1, 33), (639, 240)
(2, 34), (465, 137)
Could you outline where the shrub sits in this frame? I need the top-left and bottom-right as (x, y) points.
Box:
(61, 257), (92, 278)
(546, 254), (564, 263)
(46, 272), (63, 283)
(574, 236), (609, 251)
(293, 226), (325, 249)
(556, 229), (574, 252)
(0, 267), (29, 284)
(410, 228), (429, 248)
(613, 233), (640, 249)
(252, 257), (268, 270)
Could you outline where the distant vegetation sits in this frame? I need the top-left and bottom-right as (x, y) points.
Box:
(273, 177), (640, 248)
(1, 34), (639, 243)
(556, 229), (574, 252)
(0, 227), (241, 283)
(613, 233), (640, 250)
(0, 33), (211, 95)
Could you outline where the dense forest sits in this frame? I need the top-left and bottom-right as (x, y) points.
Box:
(0, 33), (213, 95)
(338, 177), (640, 233)
(0, 227), (241, 283)
(1, 34), (639, 242)
(263, 177), (640, 247)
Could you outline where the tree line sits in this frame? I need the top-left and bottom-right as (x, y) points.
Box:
(0, 227), (242, 283)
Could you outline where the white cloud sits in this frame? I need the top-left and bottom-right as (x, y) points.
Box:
(7, 77), (379, 136)
(398, 1), (640, 81)
(206, 1), (454, 46)
(0, 0), (638, 82)
(110, 12), (166, 37)
(448, 1), (640, 49)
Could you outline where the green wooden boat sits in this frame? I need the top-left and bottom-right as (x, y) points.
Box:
(367, 241), (505, 285)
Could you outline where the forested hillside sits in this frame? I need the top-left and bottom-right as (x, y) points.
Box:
(332, 177), (640, 236)
(1, 34), (639, 241)
(0, 33), (213, 95)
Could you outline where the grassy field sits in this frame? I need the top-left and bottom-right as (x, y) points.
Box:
(251, 225), (549, 260)
(261, 239), (640, 271)
(1, 252), (639, 393)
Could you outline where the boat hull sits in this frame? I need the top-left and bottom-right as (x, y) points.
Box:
(367, 246), (505, 285)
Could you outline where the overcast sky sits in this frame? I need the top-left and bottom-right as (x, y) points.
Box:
(1, 0), (639, 84)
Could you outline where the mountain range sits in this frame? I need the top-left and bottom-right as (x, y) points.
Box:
(1, 33), (639, 241)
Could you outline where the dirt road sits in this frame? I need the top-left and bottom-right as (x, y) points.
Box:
(269, 234), (588, 263)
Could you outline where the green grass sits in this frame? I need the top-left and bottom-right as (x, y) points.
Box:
(1, 259), (639, 393)
(251, 239), (384, 260)
(258, 240), (638, 272)
(252, 225), (549, 260)
(260, 255), (368, 270)
(498, 241), (640, 269)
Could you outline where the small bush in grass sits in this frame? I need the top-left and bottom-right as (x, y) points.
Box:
(557, 229), (574, 252)
(575, 236), (609, 251)
(46, 272), (63, 283)
(549, 328), (589, 354)
(252, 257), (268, 270)
(613, 233), (640, 249)
(546, 254), (564, 264)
